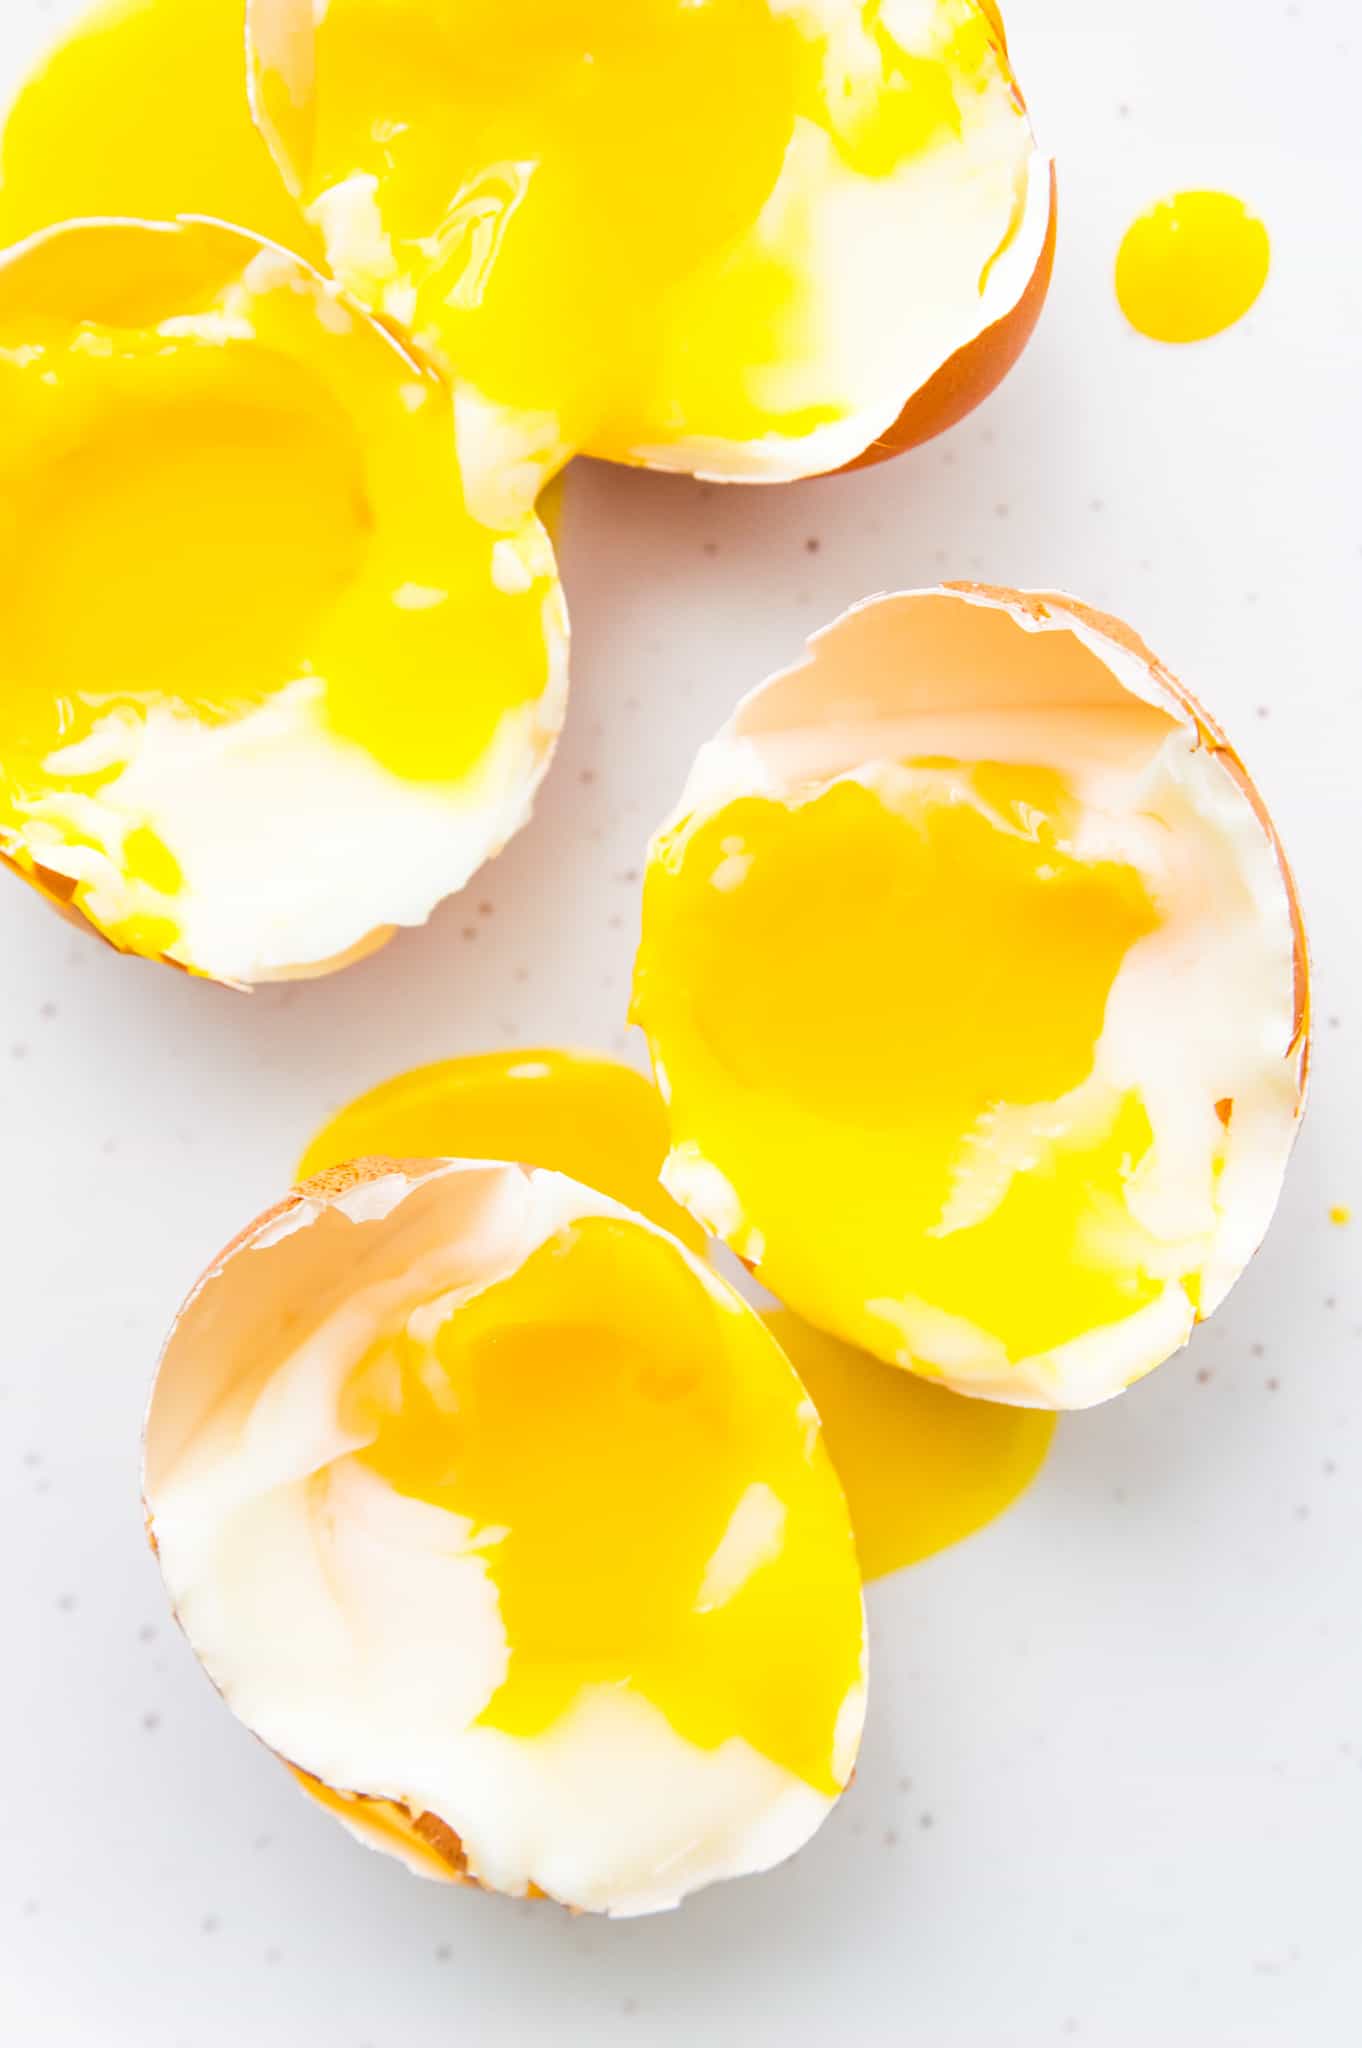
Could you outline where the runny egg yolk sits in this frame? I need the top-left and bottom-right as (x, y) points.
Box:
(636, 764), (1175, 1369)
(340, 1213), (863, 1795)
(0, 0), (318, 258)
(1116, 192), (1270, 344)
(303, 1049), (1053, 1578)
(764, 1312), (1054, 1580)
(0, 219), (560, 959)
(4, 0), (1029, 489)
(293, 0), (1015, 466)
(299, 1049), (706, 1253)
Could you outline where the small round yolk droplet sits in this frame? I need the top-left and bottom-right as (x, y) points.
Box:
(765, 1311), (1055, 1580)
(1116, 191), (1269, 343)
(297, 1049), (706, 1253)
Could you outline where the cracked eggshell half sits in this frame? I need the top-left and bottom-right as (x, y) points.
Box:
(632, 586), (1308, 1411)
(143, 1158), (866, 1916)
(247, 0), (1053, 507)
(0, 216), (568, 987)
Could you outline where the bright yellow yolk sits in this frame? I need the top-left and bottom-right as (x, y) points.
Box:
(635, 766), (1170, 1372)
(342, 1214), (863, 1795)
(1116, 192), (1270, 344)
(298, 1050), (706, 1254)
(293, 0), (1011, 463)
(300, 1050), (1051, 1576)
(765, 1312), (1054, 1579)
(0, 219), (559, 957)
(0, 0), (318, 260)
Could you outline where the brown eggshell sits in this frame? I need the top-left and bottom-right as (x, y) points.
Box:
(142, 1156), (498, 1887)
(839, 161), (1058, 470)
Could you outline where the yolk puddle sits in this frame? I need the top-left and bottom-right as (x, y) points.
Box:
(1329, 1205), (1351, 1227)
(635, 765), (1171, 1371)
(342, 1213), (863, 1793)
(298, 1048), (705, 1253)
(1116, 192), (1269, 343)
(765, 1311), (1054, 1580)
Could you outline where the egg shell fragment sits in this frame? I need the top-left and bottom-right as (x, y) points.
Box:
(143, 1157), (867, 1916)
(635, 585), (1309, 1410)
(0, 216), (569, 987)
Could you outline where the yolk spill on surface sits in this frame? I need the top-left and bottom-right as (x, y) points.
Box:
(635, 765), (1171, 1371)
(342, 1214), (863, 1795)
(298, 1049), (705, 1254)
(0, 0), (318, 259)
(1329, 1205), (1351, 1227)
(1116, 192), (1269, 343)
(764, 1311), (1055, 1580)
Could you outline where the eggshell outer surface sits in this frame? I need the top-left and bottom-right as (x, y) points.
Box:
(143, 1158), (867, 1917)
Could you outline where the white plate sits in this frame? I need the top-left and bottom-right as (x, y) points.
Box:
(2, 2), (1359, 2042)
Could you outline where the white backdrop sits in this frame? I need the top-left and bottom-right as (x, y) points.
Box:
(2, 2), (1359, 2042)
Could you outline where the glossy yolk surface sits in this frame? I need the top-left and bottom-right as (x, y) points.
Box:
(294, 0), (1011, 461)
(341, 1214), (862, 1794)
(1116, 192), (1270, 344)
(0, 0), (318, 259)
(298, 1050), (706, 1254)
(636, 766), (1171, 1369)
(301, 1049), (1050, 1579)
(0, 221), (558, 954)
(765, 1312), (1054, 1579)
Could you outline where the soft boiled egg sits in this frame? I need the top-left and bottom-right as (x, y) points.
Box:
(0, 216), (566, 984)
(633, 586), (1309, 1411)
(143, 1157), (866, 1915)
(244, 0), (1054, 510)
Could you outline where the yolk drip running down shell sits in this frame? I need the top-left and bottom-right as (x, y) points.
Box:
(0, 216), (566, 984)
(765, 1311), (1055, 1579)
(241, 0), (1052, 498)
(143, 1159), (866, 1915)
(634, 587), (1308, 1411)
(300, 1047), (1055, 1577)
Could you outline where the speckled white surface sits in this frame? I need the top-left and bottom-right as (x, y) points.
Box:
(2, 2), (1360, 2043)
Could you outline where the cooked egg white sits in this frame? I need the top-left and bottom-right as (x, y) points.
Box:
(144, 1159), (866, 1915)
(633, 587), (1308, 1410)
(245, 0), (1049, 506)
(0, 217), (567, 983)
